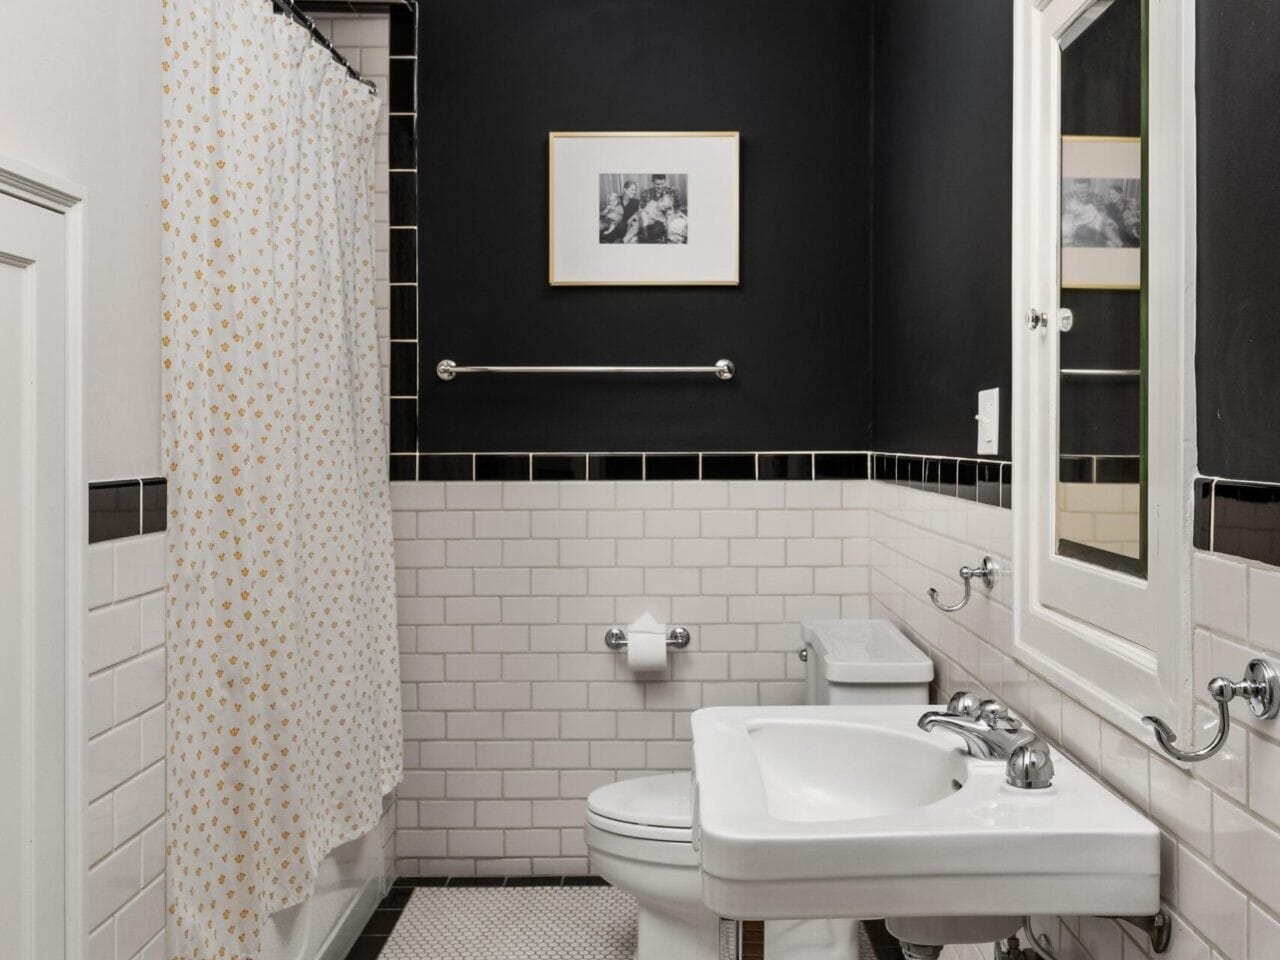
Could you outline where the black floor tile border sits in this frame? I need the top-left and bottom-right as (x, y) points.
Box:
(392, 874), (610, 888)
(1196, 476), (1280, 568)
(89, 477), (168, 543)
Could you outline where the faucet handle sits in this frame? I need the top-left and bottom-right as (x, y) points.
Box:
(979, 699), (1023, 732)
(947, 691), (985, 718)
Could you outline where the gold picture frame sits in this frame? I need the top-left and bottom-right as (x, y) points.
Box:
(548, 131), (740, 287)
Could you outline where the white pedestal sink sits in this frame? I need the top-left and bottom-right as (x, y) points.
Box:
(690, 705), (1160, 935)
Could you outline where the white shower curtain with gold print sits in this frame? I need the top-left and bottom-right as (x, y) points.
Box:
(161, 1), (403, 956)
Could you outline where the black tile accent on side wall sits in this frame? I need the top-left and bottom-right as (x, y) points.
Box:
(389, 285), (417, 340)
(923, 458), (941, 494)
(419, 454), (472, 481)
(89, 480), (140, 544)
(389, 342), (417, 397)
(388, 455), (417, 481)
(475, 454), (531, 481)
(1213, 480), (1280, 568)
(701, 454), (756, 480)
(815, 453), (868, 480)
(588, 454), (643, 481)
(758, 453), (813, 481)
(1000, 462), (1013, 509)
(644, 454), (700, 481)
(389, 230), (416, 283)
(873, 453), (895, 481)
(898, 456), (923, 489)
(939, 458), (958, 497)
(141, 478), (167, 535)
(977, 462), (1002, 506)
(388, 114), (415, 169)
(389, 6), (415, 56)
(1193, 478), (1214, 551)
(388, 399), (417, 453)
(389, 172), (417, 226)
(389, 58), (415, 112)
(957, 460), (978, 501)
(532, 454), (586, 481)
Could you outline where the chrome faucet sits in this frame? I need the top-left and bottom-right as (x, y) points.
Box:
(919, 693), (1055, 788)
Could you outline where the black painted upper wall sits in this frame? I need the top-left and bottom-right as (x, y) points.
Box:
(869, 0), (1014, 458)
(1197, 0), (1280, 482)
(417, 0), (873, 452)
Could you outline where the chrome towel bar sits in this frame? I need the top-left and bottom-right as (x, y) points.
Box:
(436, 359), (735, 381)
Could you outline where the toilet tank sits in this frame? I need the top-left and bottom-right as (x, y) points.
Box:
(802, 619), (934, 705)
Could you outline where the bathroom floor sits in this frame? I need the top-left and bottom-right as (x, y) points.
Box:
(345, 876), (897, 960)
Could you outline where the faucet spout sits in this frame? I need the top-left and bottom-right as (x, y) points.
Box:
(918, 697), (1037, 761)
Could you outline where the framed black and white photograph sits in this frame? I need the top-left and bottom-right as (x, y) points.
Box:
(549, 132), (739, 286)
(1060, 135), (1142, 289)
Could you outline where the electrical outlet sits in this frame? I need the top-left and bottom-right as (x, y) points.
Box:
(976, 388), (999, 455)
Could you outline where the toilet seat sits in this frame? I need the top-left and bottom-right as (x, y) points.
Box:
(587, 773), (694, 844)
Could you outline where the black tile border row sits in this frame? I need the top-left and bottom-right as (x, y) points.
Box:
(342, 876), (612, 960)
(89, 478), (167, 544)
(871, 453), (1013, 509)
(400, 451), (873, 483)
(1194, 476), (1280, 568)
(391, 450), (1016, 508)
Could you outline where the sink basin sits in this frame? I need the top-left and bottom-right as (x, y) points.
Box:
(691, 705), (1160, 923)
(748, 719), (963, 822)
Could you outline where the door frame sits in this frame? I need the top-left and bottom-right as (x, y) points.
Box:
(0, 153), (87, 960)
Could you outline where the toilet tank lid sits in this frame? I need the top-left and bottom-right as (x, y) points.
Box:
(802, 619), (934, 683)
(587, 773), (691, 829)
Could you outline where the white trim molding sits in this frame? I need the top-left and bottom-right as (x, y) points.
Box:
(0, 153), (88, 960)
(1011, 0), (1196, 744)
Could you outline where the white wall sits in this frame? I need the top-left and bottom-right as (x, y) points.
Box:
(391, 478), (871, 875)
(84, 534), (166, 960)
(869, 481), (1280, 960)
(0, 0), (162, 480)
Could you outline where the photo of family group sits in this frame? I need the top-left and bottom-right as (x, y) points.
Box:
(599, 173), (689, 244)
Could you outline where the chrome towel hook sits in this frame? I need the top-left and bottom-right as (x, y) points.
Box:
(928, 557), (998, 613)
(1143, 658), (1280, 763)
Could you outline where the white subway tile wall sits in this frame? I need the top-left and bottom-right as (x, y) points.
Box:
(85, 533), (166, 960)
(391, 479), (871, 875)
(869, 481), (1280, 960)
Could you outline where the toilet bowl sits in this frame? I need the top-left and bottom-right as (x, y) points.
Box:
(586, 619), (934, 960)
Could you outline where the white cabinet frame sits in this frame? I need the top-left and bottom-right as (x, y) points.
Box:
(1012, 0), (1196, 741)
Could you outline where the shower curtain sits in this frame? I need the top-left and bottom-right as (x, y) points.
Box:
(160, 1), (403, 957)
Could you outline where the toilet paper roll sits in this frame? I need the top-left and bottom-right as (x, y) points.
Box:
(626, 629), (669, 672)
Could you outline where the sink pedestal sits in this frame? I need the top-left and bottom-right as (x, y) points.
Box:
(887, 916), (1023, 948)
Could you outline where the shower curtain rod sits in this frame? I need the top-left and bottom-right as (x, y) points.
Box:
(271, 0), (378, 91)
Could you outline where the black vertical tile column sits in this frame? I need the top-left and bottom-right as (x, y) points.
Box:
(387, 3), (420, 481)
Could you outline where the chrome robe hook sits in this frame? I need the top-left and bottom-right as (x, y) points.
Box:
(928, 557), (998, 613)
(1143, 659), (1280, 763)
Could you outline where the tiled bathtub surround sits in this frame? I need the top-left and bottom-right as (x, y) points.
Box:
(85, 531), (166, 960)
(390, 479), (870, 875)
(870, 480), (1280, 960)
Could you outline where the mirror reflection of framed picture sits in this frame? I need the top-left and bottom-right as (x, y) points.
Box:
(548, 131), (740, 287)
(1060, 135), (1141, 289)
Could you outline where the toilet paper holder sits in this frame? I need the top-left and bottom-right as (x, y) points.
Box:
(604, 626), (691, 650)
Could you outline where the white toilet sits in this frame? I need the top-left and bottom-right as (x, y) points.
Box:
(585, 619), (934, 960)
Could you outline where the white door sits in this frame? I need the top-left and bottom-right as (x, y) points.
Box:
(0, 189), (70, 958)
